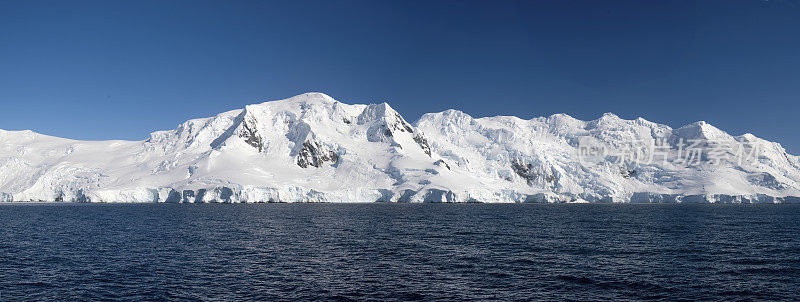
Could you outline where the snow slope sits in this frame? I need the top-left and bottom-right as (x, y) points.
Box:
(2, 93), (799, 203)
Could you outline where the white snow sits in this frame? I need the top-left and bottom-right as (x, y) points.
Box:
(1, 92), (799, 203)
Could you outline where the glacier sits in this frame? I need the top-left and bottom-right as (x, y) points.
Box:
(1, 92), (799, 203)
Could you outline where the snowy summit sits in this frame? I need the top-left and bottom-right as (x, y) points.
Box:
(2, 93), (799, 203)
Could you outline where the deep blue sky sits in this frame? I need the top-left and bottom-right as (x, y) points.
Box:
(1, 0), (799, 153)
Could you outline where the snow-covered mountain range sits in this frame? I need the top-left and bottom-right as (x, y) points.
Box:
(2, 93), (799, 203)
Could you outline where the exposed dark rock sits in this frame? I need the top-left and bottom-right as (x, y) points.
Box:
(393, 112), (414, 133)
(238, 115), (264, 152)
(342, 117), (351, 124)
(511, 161), (538, 185)
(511, 161), (558, 187)
(402, 123), (413, 133)
(413, 134), (432, 156)
(434, 159), (450, 170)
(747, 172), (786, 190)
(621, 168), (636, 179)
(297, 140), (339, 168)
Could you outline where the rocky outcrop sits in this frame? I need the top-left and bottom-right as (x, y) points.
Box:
(414, 134), (432, 156)
(511, 161), (556, 186)
(238, 114), (264, 152)
(296, 140), (339, 168)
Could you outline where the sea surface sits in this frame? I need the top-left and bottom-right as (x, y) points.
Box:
(1, 203), (799, 301)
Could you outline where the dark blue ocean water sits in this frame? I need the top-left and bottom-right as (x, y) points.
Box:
(1, 203), (799, 301)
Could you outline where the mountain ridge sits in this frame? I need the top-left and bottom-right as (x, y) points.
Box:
(2, 92), (799, 203)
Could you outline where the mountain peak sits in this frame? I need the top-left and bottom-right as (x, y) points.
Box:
(286, 92), (335, 102)
(601, 112), (620, 119)
(250, 92), (338, 109)
(357, 102), (401, 124)
(673, 120), (729, 140)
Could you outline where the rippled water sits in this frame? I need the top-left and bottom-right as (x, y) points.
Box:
(1, 203), (799, 301)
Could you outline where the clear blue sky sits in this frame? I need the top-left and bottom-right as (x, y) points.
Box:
(1, 0), (799, 153)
